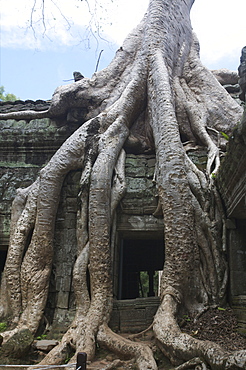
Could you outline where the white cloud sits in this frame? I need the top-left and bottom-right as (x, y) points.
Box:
(191, 0), (246, 69)
(0, 0), (148, 50)
(103, 0), (149, 44)
(1, 0), (245, 68)
(1, 0), (87, 49)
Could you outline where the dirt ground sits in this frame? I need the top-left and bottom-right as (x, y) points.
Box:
(1, 307), (245, 369)
(88, 306), (246, 369)
(180, 306), (246, 352)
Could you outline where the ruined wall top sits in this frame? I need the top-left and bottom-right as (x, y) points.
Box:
(238, 46), (246, 102)
(0, 100), (51, 113)
(217, 108), (246, 219)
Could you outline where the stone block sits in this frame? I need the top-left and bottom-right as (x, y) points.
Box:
(59, 263), (73, 277)
(125, 155), (146, 169)
(231, 271), (246, 296)
(119, 306), (146, 333)
(55, 277), (63, 291)
(34, 339), (59, 352)
(234, 249), (246, 271)
(233, 307), (246, 322)
(62, 276), (72, 292)
(66, 197), (78, 212)
(109, 309), (120, 332)
(65, 214), (77, 229)
(143, 206), (157, 215)
(0, 328), (34, 358)
(52, 308), (75, 327)
(57, 291), (69, 309)
(126, 177), (147, 192)
(237, 322), (246, 336)
(111, 298), (160, 333)
(147, 157), (156, 168)
(125, 164), (146, 177)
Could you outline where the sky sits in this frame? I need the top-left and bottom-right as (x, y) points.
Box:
(0, 0), (245, 101)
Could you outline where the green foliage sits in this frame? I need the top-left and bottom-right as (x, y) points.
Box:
(0, 322), (7, 332)
(0, 86), (19, 102)
(65, 355), (72, 364)
(139, 271), (159, 297)
(36, 334), (47, 340)
(217, 307), (226, 311)
(220, 131), (229, 141)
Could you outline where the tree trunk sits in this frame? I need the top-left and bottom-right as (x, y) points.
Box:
(0, 0), (245, 368)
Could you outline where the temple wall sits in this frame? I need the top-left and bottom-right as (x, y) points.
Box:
(0, 88), (246, 335)
(217, 107), (246, 335)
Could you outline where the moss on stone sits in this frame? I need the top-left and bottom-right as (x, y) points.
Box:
(0, 328), (34, 359)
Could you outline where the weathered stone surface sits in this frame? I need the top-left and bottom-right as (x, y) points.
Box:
(238, 46), (246, 102)
(211, 68), (239, 85)
(0, 100), (50, 113)
(0, 329), (34, 358)
(0, 108), (82, 335)
(120, 154), (158, 216)
(33, 339), (59, 352)
(218, 109), (246, 219)
(0, 121), (232, 337)
(0, 167), (40, 248)
(232, 300), (246, 336)
(218, 105), (246, 336)
(110, 297), (160, 333)
(0, 95), (245, 343)
(0, 115), (80, 254)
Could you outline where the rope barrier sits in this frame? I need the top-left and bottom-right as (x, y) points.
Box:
(0, 352), (86, 369)
(30, 365), (76, 370)
(0, 364), (76, 369)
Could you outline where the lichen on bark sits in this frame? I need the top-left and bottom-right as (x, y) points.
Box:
(0, 0), (245, 369)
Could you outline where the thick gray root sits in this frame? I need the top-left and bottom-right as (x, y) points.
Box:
(154, 294), (246, 369)
(1, 1), (244, 368)
(97, 324), (158, 370)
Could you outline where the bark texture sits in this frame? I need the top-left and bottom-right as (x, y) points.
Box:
(0, 0), (245, 368)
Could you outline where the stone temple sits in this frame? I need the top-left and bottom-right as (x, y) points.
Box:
(0, 59), (246, 338)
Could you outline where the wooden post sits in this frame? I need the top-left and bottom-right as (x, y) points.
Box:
(76, 352), (87, 370)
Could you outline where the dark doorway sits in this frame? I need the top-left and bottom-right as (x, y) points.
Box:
(0, 249), (7, 274)
(118, 238), (164, 299)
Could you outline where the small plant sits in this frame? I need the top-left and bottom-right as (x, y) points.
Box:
(0, 322), (7, 332)
(183, 315), (191, 322)
(36, 334), (47, 340)
(217, 307), (226, 311)
(211, 172), (216, 179)
(65, 355), (72, 364)
(220, 131), (229, 141)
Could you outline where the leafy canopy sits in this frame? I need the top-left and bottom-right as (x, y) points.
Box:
(0, 86), (19, 102)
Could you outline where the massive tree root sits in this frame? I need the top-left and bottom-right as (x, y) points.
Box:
(0, 0), (245, 368)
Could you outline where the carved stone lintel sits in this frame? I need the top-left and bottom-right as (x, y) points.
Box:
(238, 46), (246, 102)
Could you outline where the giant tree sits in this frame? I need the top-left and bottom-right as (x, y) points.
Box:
(0, 0), (245, 368)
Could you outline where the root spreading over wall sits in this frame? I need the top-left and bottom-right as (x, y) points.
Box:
(0, 0), (245, 368)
